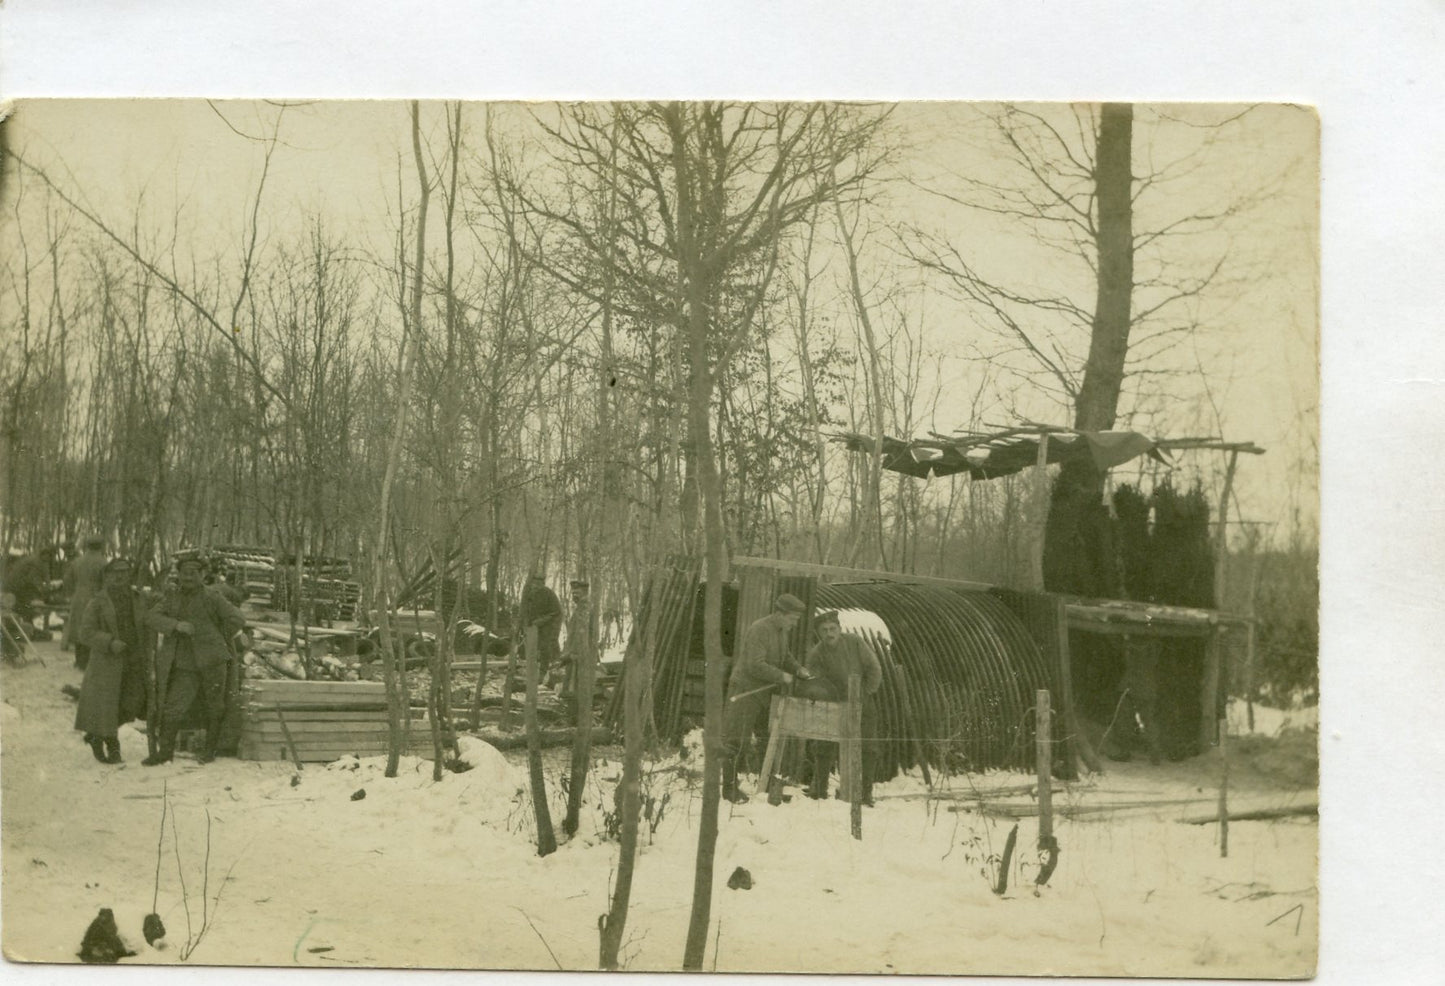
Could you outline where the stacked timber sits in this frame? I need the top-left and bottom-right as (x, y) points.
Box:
(272, 561), (362, 622)
(601, 555), (700, 737)
(170, 545), (362, 620)
(238, 679), (433, 762)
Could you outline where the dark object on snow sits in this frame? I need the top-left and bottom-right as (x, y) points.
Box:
(61, 684), (81, 700)
(78, 907), (135, 963)
(726, 866), (753, 890)
(350, 788), (366, 801)
(992, 823), (1018, 896)
(1035, 836), (1060, 887)
(142, 912), (166, 946)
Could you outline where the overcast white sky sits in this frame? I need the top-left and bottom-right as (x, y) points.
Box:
(0, 4), (1441, 986)
(2, 98), (1319, 546)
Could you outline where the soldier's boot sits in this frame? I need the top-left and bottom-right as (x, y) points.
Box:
(142, 727), (177, 766)
(85, 734), (107, 763)
(196, 724), (221, 765)
(722, 759), (748, 805)
(102, 736), (123, 764)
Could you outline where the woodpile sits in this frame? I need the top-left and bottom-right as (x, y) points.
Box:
(172, 545), (362, 621)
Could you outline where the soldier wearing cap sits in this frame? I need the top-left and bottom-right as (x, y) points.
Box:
(557, 579), (593, 699)
(520, 572), (564, 686)
(803, 609), (883, 803)
(720, 592), (815, 804)
(143, 556), (250, 765)
(73, 558), (152, 764)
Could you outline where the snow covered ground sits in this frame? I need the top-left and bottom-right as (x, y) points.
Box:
(2, 637), (1316, 977)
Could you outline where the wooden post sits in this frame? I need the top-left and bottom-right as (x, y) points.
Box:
(1029, 434), (1050, 591)
(1036, 689), (1053, 848)
(1054, 596), (1100, 774)
(1201, 449), (1240, 751)
(1244, 619), (1257, 734)
(1217, 714), (1229, 858)
(847, 673), (863, 840)
(1199, 627), (1222, 750)
(524, 623), (556, 856)
(1213, 449), (1240, 607)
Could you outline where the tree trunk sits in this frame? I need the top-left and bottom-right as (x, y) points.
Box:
(1074, 102), (1135, 435)
(598, 595), (649, 968)
(378, 100), (431, 779)
(524, 623), (557, 856)
(1045, 103), (1134, 596)
(680, 188), (728, 976)
(563, 608), (596, 837)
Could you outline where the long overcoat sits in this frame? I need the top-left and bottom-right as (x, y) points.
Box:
(146, 586), (247, 688)
(74, 590), (154, 737)
(63, 551), (107, 648)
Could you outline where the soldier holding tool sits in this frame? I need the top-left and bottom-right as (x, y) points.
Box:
(720, 593), (815, 804)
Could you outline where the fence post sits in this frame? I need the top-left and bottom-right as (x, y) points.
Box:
(1036, 689), (1053, 848)
(1217, 714), (1230, 858)
(847, 673), (863, 840)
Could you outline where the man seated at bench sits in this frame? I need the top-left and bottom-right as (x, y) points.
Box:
(801, 610), (882, 803)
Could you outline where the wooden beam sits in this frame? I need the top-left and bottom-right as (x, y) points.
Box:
(732, 556), (994, 592)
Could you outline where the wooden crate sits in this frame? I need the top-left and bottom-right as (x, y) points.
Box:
(239, 678), (437, 762)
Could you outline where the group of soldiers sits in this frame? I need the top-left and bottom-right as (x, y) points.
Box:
(722, 593), (883, 806)
(68, 551), (250, 767)
(520, 572), (600, 702)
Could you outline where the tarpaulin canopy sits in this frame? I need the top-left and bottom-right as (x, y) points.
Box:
(835, 427), (1262, 480)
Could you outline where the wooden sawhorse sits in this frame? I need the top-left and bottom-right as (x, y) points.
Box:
(755, 675), (864, 834)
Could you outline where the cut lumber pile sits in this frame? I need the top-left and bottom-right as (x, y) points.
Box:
(238, 679), (434, 763)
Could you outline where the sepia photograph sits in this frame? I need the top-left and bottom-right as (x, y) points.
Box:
(0, 96), (1321, 977)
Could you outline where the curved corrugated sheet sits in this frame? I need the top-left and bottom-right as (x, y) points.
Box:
(814, 583), (1055, 777)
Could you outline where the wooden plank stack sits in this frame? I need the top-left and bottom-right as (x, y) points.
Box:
(238, 679), (434, 762)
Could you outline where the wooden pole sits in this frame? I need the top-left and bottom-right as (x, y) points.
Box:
(1054, 596), (1100, 774)
(1213, 449), (1240, 607)
(1036, 689), (1053, 848)
(524, 623), (556, 856)
(847, 673), (863, 840)
(1029, 435), (1050, 592)
(1244, 619), (1257, 734)
(1200, 448), (1240, 751)
(1199, 628), (1222, 751)
(1217, 714), (1229, 858)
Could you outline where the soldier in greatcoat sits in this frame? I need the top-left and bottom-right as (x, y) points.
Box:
(64, 537), (108, 666)
(74, 558), (153, 764)
(520, 573), (564, 685)
(143, 557), (249, 765)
